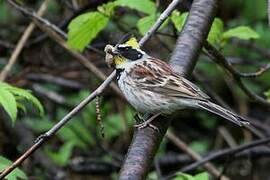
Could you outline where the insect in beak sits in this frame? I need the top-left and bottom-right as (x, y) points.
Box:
(104, 45), (120, 67)
(104, 45), (119, 56)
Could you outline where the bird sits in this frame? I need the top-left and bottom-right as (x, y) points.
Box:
(104, 34), (249, 129)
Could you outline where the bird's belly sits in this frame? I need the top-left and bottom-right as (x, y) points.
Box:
(118, 78), (186, 114)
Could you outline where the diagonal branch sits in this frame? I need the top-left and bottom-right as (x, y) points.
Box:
(119, 0), (218, 179)
(0, 0), (49, 81)
(180, 137), (270, 173)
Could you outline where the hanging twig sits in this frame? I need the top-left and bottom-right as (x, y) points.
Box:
(96, 95), (105, 138)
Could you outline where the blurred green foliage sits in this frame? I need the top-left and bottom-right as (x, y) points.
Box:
(0, 1), (10, 23)
(0, 156), (27, 180)
(25, 90), (134, 167)
(173, 172), (208, 180)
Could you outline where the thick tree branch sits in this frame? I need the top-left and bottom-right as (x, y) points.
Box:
(170, 0), (217, 75)
(119, 0), (217, 179)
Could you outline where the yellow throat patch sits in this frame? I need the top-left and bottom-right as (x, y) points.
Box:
(114, 55), (125, 65)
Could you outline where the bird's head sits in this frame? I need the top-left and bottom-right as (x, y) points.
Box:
(104, 34), (146, 68)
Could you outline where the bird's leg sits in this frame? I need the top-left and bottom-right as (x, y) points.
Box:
(134, 113), (144, 123)
(134, 113), (161, 131)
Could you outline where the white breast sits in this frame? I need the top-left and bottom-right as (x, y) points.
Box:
(117, 63), (175, 114)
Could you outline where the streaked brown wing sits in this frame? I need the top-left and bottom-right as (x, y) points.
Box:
(130, 58), (210, 100)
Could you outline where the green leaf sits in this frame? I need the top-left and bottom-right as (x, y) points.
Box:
(147, 172), (158, 179)
(171, 11), (188, 31)
(8, 87), (44, 116)
(0, 156), (27, 180)
(45, 142), (74, 166)
(194, 172), (208, 180)
(67, 12), (109, 52)
(0, 86), (17, 123)
(264, 89), (270, 102)
(207, 18), (224, 45)
(223, 26), (260, 40)
(115, 0), (156, 15)
(173, 172), (195, 180)
(137, 14), (156, 35)
(16, 102), (27, 114)
(97, 2), (116, 17)
(173, 172), (208, 180)
(189, 140), (209, 154)
(0, 82), (44, 117)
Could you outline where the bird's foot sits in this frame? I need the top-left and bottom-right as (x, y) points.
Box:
(134, 113), (161, 132)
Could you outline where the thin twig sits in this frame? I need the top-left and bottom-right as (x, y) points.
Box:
(204, 43), (270, 78)
(139, 0), (182, 46)
(0, 40), (14, 49)
(235, 64), (270, 78)
(6, 0), (103, 55)
(163, 137), (270, 180)
(0, 0), (49, 81)
(166, 131), (230, 180)
(232, 39), (270, 60)
(204, 41), (270, 107)
(218, 126), (237, 148)
(181, 137), (270, 173)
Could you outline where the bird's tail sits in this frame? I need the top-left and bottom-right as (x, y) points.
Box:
(196, 101), (249, 126)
